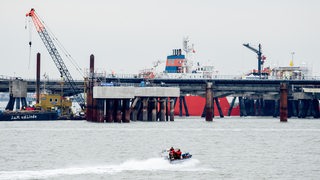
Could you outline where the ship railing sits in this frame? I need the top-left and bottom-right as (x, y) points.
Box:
(5, 74), (320, 82)
(106, 73), (138, 79)
(0, 75), (23, 81)
(106, 73), (241, 80)
(99, 82), (180, 88)
(291, 84), (320, 93)
(267, 75), (320, 80)
(104, 73), (320, 80)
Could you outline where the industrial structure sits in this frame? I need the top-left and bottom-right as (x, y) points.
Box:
(26, 8), (85, 109)
(85, 55), (180, 123)
(1, 9), (320, 122)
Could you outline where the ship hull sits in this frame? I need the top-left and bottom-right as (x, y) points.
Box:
(174, 96), (240, 116)
(0, 111), (58, 121)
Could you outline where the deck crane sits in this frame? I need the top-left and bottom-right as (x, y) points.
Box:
(26, 8), (85, 109)
(243, 43), (265, 79)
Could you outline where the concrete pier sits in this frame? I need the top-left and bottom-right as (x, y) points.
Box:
(6, 53), (317, 121)
(5, 79), (28, 111)
(2, 69), (320, 119)
(90, 86), (180, 122)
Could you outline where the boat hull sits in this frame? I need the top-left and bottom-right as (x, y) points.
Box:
(169, 158), (191, 164)
(168, 155), (193, 164)
(174, 96), (240, 116)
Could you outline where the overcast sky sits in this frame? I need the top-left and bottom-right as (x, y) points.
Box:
(1, 0), (319, 80)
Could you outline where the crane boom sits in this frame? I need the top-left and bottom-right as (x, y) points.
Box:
(243, 43), (263, 78)
(26, 8), (85, 109)
(243, 43), (260, 54)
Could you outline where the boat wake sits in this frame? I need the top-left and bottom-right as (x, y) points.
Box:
(0, 158), (213, 179)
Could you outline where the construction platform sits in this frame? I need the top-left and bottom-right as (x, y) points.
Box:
(93, 86), (180, 99)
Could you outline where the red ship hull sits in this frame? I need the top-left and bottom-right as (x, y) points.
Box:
(174, 96), (240, 116)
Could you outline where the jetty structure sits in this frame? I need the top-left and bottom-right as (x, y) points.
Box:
(1, 52), (320, 121)
(85, 55), (180, 122)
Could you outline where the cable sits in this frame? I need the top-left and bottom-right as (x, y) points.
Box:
(26, 17), (33, 70)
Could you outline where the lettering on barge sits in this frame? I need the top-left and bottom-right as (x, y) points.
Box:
(11, 115), (38, 120)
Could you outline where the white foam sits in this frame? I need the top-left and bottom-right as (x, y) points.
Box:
(0, 158), (213, 180)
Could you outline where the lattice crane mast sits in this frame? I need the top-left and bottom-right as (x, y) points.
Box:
(26, 8), (85, 109)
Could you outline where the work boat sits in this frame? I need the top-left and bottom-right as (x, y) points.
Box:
(168, 152), (192, 164)
(161, 149), (192, 164)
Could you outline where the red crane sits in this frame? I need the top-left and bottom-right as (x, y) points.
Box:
(26, 8), (85, 109)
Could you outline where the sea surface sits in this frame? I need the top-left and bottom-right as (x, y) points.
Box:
(0, 117), (320, 180)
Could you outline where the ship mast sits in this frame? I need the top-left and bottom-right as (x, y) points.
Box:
(182, 37), (195, 73)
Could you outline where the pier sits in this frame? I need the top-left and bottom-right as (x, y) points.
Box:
(1, 75), (320, 120)
(85, 55), (180, 123)
(86, 86), (179, 122)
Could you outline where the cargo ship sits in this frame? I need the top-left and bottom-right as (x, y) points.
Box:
(138, 37), (240, 116)
(139, 37), (219, 80)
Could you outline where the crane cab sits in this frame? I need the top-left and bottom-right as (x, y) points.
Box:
(34, 94), (73, 118)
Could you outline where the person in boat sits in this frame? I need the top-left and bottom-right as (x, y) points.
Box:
(169, 147), (175, 160)
(174, 149), (182, 159)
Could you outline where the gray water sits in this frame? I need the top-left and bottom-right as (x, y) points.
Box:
(1, 117), (320, 180)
